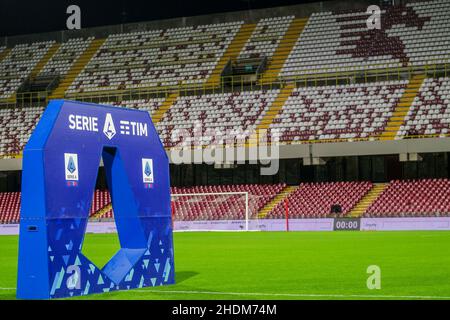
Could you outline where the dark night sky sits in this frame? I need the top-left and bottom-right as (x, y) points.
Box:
(0, 0), (320, 37)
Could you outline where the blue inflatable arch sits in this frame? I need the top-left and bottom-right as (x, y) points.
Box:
(17, 100), (175, 299)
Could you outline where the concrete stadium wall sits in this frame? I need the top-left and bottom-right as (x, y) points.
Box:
(1, 0), (378, 46)
(1, 137), (450, 171)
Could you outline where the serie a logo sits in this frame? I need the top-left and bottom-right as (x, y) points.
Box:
(17, 100), (174, 299)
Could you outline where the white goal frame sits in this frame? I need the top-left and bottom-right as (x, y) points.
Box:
(171, 191), (250, 231)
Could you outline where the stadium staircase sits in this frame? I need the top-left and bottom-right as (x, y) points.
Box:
(30, 43), (61, 78)
(90, 203), (112, 220)
(0, 48), (14, 104)
(257, 83), (294, 131)
(2, 94), (16, 105)
(49, 38), (106, 99)
(151, 92), (179, 124)
(348, 183), (387, 217)
(247, 83), (294, 146)
(257, 185), (298, 218)
(379, 74), (426, 140)
(0, 48), (11, 63)
(205, 23), (257, 88)
(0, 44), (60, 105)
(258, 18), (308, 84)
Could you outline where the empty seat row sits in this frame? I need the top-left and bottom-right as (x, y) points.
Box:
(171, 184), (286, 221)
(0, 190), (110, 223)
(238, 16), (294, 60)
(0, 105), (44, 155)
(98, 183), (287, 220)
(66, 21), (243, 94)
(3, 179), (450, 223)
(2, 74), (449, 157)
(397, 77), (450, 138)
(270, 80), (407, 142)
(0, 41), (55, 99)
(267, 181), (372, 219)
(40, 37), (94, 77)
(280, 0), (450, 79)
(365, 179), (450, 217)
(156, 89), (279, 147)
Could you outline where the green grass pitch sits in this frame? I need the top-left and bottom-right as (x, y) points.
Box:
(1, 231), (450, 300)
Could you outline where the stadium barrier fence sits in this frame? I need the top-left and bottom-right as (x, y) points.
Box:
(3, 217), (450, 235)
(4, 61), (449, 108)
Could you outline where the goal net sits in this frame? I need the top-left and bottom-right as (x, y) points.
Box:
(171, 192), (262, 231)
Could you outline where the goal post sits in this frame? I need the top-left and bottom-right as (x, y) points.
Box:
(171, 191), (258, 231)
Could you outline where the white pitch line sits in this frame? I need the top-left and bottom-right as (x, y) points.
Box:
(2, 287), (450, 299)
(133, 289), (450, 300)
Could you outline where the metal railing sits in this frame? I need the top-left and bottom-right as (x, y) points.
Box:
(68, 61), (450, 98)
(3, 61), (448, 108)
(2, 132), (450, 160)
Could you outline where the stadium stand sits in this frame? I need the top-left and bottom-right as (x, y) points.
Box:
(90, 190), (112, 217)
(95, 205), (113, 220)
(0, 105), (44, 156)
(156, 89), (280, 147)
(270, 80), (408, 142)
(365, 179), (450, 217)
(347, 183), (387, 217)
(171, 183), (287, 220)
(65, 21), (243, 95)
(40, 37), (94, 78)
(0, 73), (446, 157)
(238, 16), (294, 60)
(398, 77), (450, 138)
(0, 41), (55, 100)
(66, 183), (288, 221)
(48, 38), (106, 99)
(380, 74), (426, 139)
(279, 0), (450, 79)
(0, 1), (448, 158)
(4, 178), (450, 223)
(259, 18), (308, 83)
(266, 181), (373, 218)
(0, 192), (20, 224)
(0, 189), (112, 224)
(0, 46), (9, 62)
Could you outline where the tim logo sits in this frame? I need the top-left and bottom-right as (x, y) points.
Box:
(142, 158), (154, 186)
(64, 153), (79, 185)
(103, 113), (116, 140)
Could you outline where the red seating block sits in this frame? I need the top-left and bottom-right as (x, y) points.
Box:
(365, 179), (450, 217)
